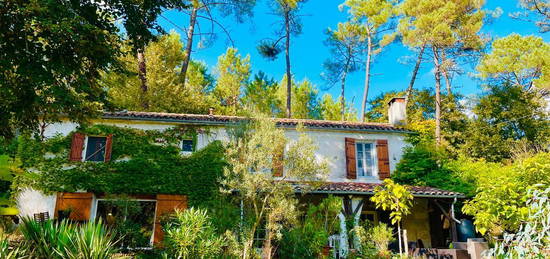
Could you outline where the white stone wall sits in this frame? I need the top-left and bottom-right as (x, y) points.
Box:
(17, 188), (57, 218)
(42, 119), (407, 183)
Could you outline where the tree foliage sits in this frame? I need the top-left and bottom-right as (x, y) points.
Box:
(103, 33), (216, 114)
(213, 48), (251, 115)
(0, 0), (122, 138)
(462, 84), (550, 162)
(477, 34), (550, 90)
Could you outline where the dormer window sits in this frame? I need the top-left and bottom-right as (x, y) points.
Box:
(181, 139), (194, 154)
(85, 137), (107, 162)
(355, 142), (377, 178)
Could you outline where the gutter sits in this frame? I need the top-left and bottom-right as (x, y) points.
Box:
(101, 115), (413, 134)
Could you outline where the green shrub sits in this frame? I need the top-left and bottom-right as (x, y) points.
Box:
(163, 208), (226, 259)
(354, 222), (395, 259)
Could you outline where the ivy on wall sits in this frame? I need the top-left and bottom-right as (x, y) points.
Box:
(14, 125), (226, 207)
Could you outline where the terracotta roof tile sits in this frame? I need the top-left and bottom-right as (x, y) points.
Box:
(103, 111), (410, 133)
(296, 182), (463, 198)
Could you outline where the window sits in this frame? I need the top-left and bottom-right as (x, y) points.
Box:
(95, 199), (156, 247)
(355, 142), (377, 177)
(84, 136), (107, 162)
(181, 139), (194, 153)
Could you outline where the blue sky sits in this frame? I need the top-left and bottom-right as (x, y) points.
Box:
(159, 0), (549, 112)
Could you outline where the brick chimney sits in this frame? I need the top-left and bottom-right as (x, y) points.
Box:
(388, 97), (406, 126)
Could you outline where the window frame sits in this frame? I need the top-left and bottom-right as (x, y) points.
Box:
(354, 141), (378, 178)
(82, 135), (108, 162)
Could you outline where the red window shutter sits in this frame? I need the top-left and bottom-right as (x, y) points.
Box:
(345, 138), (357, 179)
(104, 134), (113, 162)
(376, 139), (390, 180)
(272, 145), (284, 177)
(154, 194), (188, 245)
(69, 133), (85, 161)
(54, 192), (93, 221)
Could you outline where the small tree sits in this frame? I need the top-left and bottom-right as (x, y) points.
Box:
(222, 115), (329, 259)
(370, 179), (413, 257)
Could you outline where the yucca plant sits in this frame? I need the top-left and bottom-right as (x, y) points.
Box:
(19, 217), (117, 259)
(19, 218), (72, 258)
(61, 220), (118, 259)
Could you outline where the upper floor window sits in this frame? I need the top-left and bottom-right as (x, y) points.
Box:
(355, 142), (376, 177)
(181, 139), (194, 154)
(85, 136), (107, 162)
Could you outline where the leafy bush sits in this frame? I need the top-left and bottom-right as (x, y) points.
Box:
(163, 208), (226, 259)
(19, 218), (116, 259)
(462, 152), (550, 236)
(278, 196), (341, 259)
(354, 222), (395, 259)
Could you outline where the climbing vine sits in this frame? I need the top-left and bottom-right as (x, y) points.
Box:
(14, 124), (226, 207)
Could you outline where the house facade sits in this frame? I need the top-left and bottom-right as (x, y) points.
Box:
(16, 97), (462, 252)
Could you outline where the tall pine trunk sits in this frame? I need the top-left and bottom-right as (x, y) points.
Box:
(340, 59), (350, 121)
(360, 34), (373, 122)
(285, 10), (292, 118)
(180, 6), (198, 85)
(432, 46), (442, 146)
(404, 44), (425, 108)
(137, 49), (148, 109)
(441, 51), (452, 95)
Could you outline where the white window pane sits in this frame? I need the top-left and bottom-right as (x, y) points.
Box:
(356, 143), (363, 152)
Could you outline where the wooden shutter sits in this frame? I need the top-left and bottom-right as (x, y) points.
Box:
(272, 145), (284, 177)
(69, 133), (85, 161)
(154, 194), (188, 245)
(376, 139), (390, 180)
(345, 138), (357, 179)
(104, 134), (113, 162)
(54, 192), (93, 221)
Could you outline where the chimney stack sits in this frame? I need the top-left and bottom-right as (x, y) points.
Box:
(388, 97), (406, 126)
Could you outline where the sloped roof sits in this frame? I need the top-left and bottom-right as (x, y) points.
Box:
(103, 111), (410, 133)
(296, 182), (464, 198)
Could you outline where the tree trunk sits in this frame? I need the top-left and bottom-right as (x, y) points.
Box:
(360, 34), (373, 122)
(137, 49), (149, 109)
(180, 6), (198, 85)
(285, 10), (292, 118)
(398, 222), (403, 257)
(404, 44), (426, 108)
(441, 51), (452, 95)
(263, 227), (272, 259)
(340, 63), (349, 121)
(432, 46), (442, 146)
